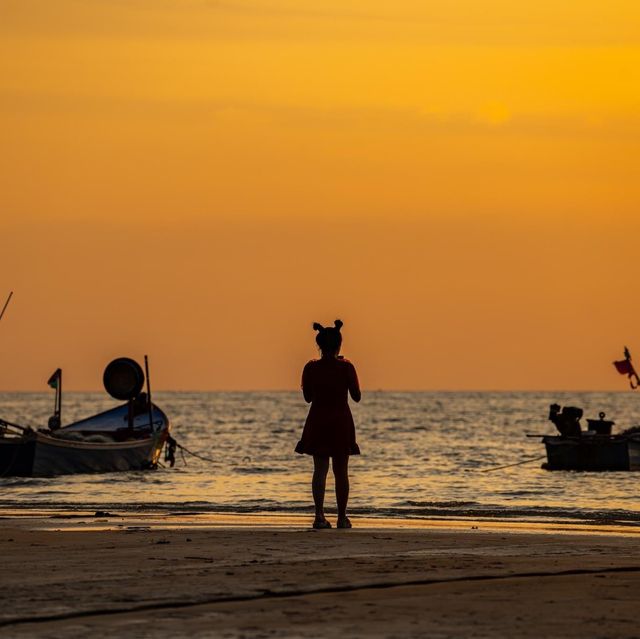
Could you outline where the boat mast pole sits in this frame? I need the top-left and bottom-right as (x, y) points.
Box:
(144, 355), (154, 431)
(0, 291), (13, 323)
(57, 370), (62, 426)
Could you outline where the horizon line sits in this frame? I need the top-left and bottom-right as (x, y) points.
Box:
(0, 388), (632, 394)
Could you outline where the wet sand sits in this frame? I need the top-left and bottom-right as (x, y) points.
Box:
(1, 511), (640, 638)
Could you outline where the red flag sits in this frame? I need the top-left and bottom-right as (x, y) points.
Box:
(614, 359), (634, 376)
(613, 348), (640, 389)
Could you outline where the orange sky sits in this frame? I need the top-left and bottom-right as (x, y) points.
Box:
(1, 1), (639, 391)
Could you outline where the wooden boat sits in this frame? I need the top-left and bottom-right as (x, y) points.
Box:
(542, 434), (640, 471)
(537, 404), (640, 471)
(0, 357), (172, 477)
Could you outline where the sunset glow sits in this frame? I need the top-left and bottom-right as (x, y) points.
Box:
(1, 1), (639, 390)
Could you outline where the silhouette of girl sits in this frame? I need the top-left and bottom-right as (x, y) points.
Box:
(295, 319), (361, 529)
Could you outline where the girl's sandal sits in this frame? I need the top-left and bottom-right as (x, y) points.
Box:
(337, 517), (352, 529)
(313, 519), (332, 529)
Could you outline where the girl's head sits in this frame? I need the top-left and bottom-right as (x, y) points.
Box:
(313, 319), (343, 356)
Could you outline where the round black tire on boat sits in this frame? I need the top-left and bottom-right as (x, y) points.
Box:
(103, 358), (145, 400)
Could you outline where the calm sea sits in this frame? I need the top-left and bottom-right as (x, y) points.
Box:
(2, 391), (640, 525)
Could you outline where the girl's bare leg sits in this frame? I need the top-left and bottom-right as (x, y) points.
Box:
(332, 455), (350, 526)
(312, 455), (330, 523)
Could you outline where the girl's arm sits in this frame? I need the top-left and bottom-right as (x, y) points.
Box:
(302, 362), (314, 403)
(348, 363), (361, 403)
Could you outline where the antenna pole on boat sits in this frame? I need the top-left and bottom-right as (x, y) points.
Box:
(0, 291), (13, 323)
(144, 355), (154, 431)
(57, 371), (62, 425)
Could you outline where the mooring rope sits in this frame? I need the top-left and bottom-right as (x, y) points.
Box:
(174, 441), (217, 465)
(480, 455), (547, 473)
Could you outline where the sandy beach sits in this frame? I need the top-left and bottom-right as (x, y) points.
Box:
(1, 511), (640, 638)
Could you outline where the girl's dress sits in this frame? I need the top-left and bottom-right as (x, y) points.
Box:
(295, 357), (361, 457)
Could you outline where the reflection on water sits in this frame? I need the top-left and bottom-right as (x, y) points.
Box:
(2, 391), (640, 523)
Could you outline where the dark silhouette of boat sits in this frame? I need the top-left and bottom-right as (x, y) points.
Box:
(536, 404), (640, 471)
(0, 357), (171, 477)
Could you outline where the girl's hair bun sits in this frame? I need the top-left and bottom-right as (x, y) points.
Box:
(314, 319), (343, 352)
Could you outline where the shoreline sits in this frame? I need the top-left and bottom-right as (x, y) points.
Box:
(2, 508), (640, 537)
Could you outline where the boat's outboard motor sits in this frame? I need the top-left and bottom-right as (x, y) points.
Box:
(548, 404), (582, 436)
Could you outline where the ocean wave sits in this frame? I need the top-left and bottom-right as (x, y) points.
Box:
(4, 390), (640, 519)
